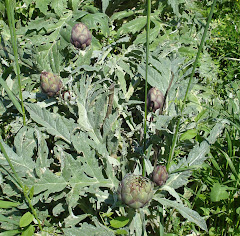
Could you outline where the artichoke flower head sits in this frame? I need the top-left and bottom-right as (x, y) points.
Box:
(147, 87), (164, 112)
(40, 71), (63, 97)
(118, 174), (154, 209)
(71, 22), (92, 50)
(152, 165), (168, 187)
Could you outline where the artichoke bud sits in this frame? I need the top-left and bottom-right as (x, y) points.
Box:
(71, 23), (92, 50)
(147, 87), (164, 112)
(117, 174), (154, 209)
(40, 71), (63, 97)
(152, 165), (168, 187)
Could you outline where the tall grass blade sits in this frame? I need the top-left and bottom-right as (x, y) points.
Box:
(5, 0), (26, 125)
(143, 0), (151, 177)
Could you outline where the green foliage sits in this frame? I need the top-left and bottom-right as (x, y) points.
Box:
(0, 0), (237, 235)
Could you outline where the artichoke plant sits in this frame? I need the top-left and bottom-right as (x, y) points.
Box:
(70, 23), (92, 50)
(117, 174), (154, 209)
(152, 165), (168, 187)
(147, 87), (164, 112)
(40, 71), (63, 97)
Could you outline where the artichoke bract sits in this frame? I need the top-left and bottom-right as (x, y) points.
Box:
(152, 165), (168, 187)
(40, 72), (63, 97)
(118, 174), (154, 209)
(70, 23), (92, 50)
(147, 87), (164, 112)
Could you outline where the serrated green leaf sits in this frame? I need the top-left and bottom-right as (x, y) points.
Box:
(167, 122), (225, 189)
(0, 139), (34, 177)
(14, 127), (37, 161)
(64, 213), (90, 228)
(34, 169), (67, 198)
(51, 0), (66, 16)
(34, 128), (51, 172)
(71, 0), (80, 11)
(154, 197), (208, 232)
(117, 17), (146, 36)
(111, 10), (134, 21)
(138, 57), (171, 93)
(62, 147), (118, 209)
(35, 0), (51, 14)
(77, 101), (94, 132)
(25, 103), (71, 143)
(167, 0), (185, 16)
(62, 222), (115, 236)
(82, 13), (110, 36)
(134, 20), (163, 45)
(19, 212), (34, 228)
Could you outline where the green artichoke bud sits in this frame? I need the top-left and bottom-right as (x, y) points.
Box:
(147, 87), (164, 112)
(118, 174), (154, 209)
(152, 165), (168, 187)
(40, 72), (63, 97)
(71, 23), (92, 50)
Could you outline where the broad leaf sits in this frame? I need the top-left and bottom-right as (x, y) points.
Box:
(210, 183), (229, 202)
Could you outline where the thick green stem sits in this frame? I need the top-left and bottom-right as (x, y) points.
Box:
(5, 0), (26, 125)
(167, 0), (217, 170)
(143, 0), (151, 177)
(0, 137), (43, 231)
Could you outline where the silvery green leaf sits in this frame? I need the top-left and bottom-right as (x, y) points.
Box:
(0, 139), (35, 178)
(117, 16), (146, 36)
(64, 213), (90, 228)
(26, 103), (71, 143)
(33, 169), (67, 198)
(14, 127), (36, 162)
(187, 121), (226, 166)
(77, 101), (94, 132)
(154, 197), (208, 232)
(160, 186), (182, 203)
(166, 170), (191, 190)
(129, 211), (142, 236)
(167, 122), (226, 189)
(62, 222), (115, 236)
(138, 59), (171, 94)
(102, 0), (110, 13)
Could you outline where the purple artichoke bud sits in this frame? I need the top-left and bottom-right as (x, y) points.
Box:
(147, 87), (164, 112)
(40, 72), (63, 97)
(70, 23), (92, 50)
(117, 174), (154, 209)
(152, 165), (168, 186)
